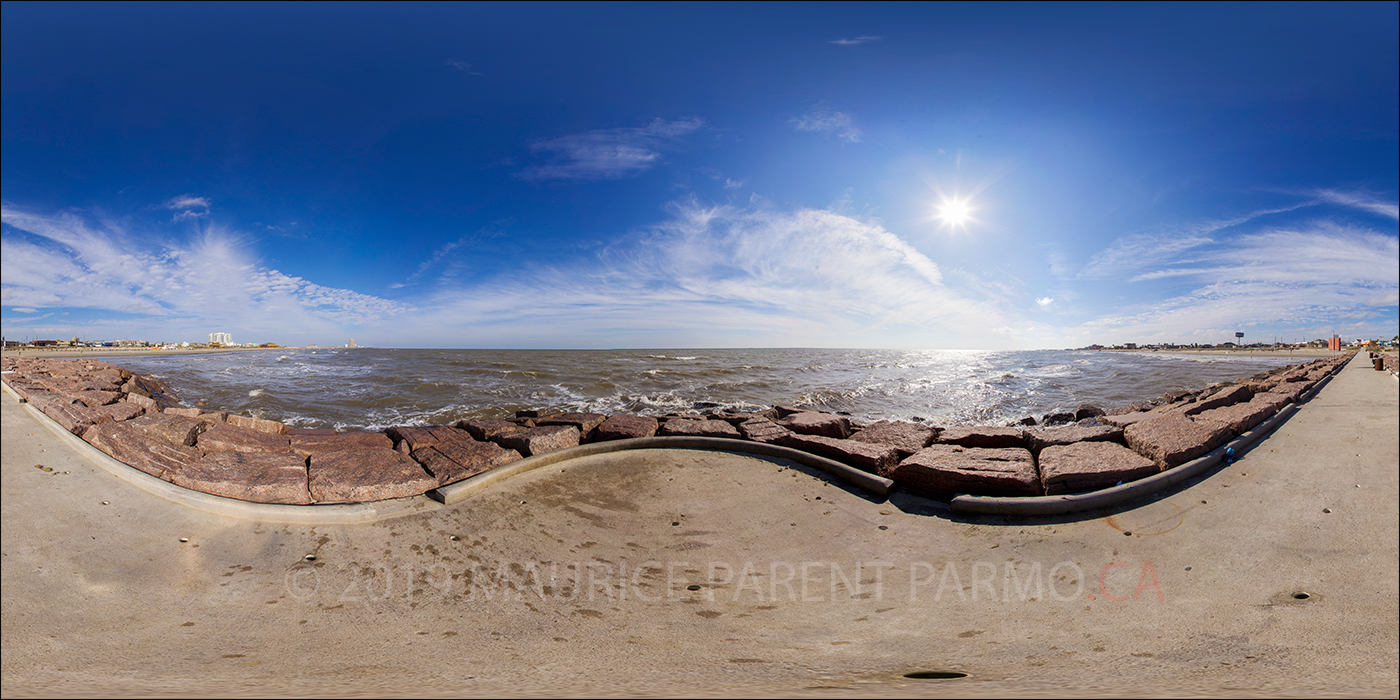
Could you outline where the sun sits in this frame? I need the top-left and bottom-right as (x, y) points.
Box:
(938, 198), (973, 226)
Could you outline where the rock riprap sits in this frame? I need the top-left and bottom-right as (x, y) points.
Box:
(0, 353), (1353, 505)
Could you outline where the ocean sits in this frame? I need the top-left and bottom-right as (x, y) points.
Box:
(107, 348), (1316, 432)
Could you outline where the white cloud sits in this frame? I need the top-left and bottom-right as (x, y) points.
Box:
(1309, 189), (1399, 220)
(0, 207), (410, 341)
(830, 36), (881, 46)
(519, 117), (705, 182)
(1036, 297), (1054, 307)
(790, 110), (862, 143)
(396, 199), (1020, 347)
(446, 59), (483, 76)
(164, 194), (210, 222)
(1076, 221), (1399, 342)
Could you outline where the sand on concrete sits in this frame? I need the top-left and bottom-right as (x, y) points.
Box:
(2, 354), (1396, 698)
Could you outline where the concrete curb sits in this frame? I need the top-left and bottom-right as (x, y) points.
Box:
(430, 436), (894, 505)
(949, 354), (1349, 516)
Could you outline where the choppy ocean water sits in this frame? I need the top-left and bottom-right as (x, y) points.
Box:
(108, 348), (1317, 432)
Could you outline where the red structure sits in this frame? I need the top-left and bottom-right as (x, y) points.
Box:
(1328, 336), (1342, 351)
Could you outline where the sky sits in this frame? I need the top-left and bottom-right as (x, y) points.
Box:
(2, 1), (1397, 349)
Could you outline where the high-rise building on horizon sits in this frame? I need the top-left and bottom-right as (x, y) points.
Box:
(210, 332), (233, 345)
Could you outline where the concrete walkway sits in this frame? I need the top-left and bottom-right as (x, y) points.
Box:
(2, 354), (1396, 697)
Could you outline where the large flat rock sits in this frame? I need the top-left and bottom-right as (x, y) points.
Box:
(386, 425), (470, 453)
(195, 423), (291, 455)
(457, 418), (525, 442)
(891, 445), (1040, 497)
(776, 411), (851, 439)
(1024, 424), (1124, 454)
(538, 412), (608, 435)
(308, 449), (436, 503)
(848, 420), (937, 459)
(778, 433), (900, 476)
(291, 431), (395, 458)
(81, 422), (201, 479)
(1181, 384), (1254, 416)
(410, 439), (522, 486)
(1190, 400), (1278, 436)
(490, 425), (580, 457)
(593, 414), (659, 441)
(128, 412), (207, 447)
(224, 414), (288, 435)
(657, 418), (742, 439)
(1038, 441), (1159, 495)
(1124, 414), (1232, 468)
(737, 416), (793, 444)
(937, 426), (1026, 449)
(170, 451), (311, 504)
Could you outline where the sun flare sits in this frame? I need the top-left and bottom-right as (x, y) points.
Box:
(938, 198), (972, 225)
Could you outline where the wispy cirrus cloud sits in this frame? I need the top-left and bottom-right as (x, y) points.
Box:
(1, 206), (410, 342)
(1308, 188), (1399, 220)
(518, 117), (704, 182)
(164, 194), (210, 221)
(445, 59), (483, 76)
(830, 36), (881, 46)
(790, 109), (862, 143)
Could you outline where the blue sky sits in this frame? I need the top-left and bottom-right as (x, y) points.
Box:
(3, 1), (1396, 349)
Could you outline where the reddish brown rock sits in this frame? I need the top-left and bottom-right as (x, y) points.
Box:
(737, 416), (794, 444)
(410, 439), (522, 485)
(938, 426), (1025, 449)
(196, 423), (291, 455)
(68, 390), (122, 407)
(225, 414), (288, 435)
(286, 427), (339, 436)
(1024, 425), (1124, 454)
(120, 374), (165, 398)
(124, 393), (158, 410)
(163, 407), (225, 424)
(1038, 442), (1158, 495)
(34, 397), (98, 434)
(848, 420), (937, 459)
(457, 418), (526, 442)
(385, 425), (468, 453)
(1124, 414), (1232, 468)
(891, 445), (1040, 497)
(291, 431), (394, 458)
(538, 412), (608, 434)
(1099, 412), (1157, 428)
(171, 451), (311, 504)
(91, 400), (145, 424)
(128, 412), (207, 446)
(776, 411), (851, 439)
(594, 414), (659, 441)
(1190, 400), (1277, 436)
(1181, 384), (1254, 416)
(778, 434), (900, 476)
(308, 449), (437, 503)
(82, 422), (201, 479)
(1074, 404), (1106, 421)
(490, 425), (580, 457)
(658, 418), (742, 439)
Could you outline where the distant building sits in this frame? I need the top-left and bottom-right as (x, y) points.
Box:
(209, 332), (233, 345)
(347, 338), (358, 348)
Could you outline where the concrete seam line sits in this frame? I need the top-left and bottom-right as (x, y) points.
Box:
(950, 375), (1333, 516)
(431, 436), (893, 505)
(3, 388), (439, 525)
